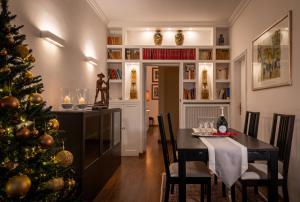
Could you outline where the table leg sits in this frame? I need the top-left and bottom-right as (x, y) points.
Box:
(268, 150), (278, 202)
(178, 151), (186, 202)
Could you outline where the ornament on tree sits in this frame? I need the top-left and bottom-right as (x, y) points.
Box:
(65, 178), (76, 190)
(44, 177), (65, 191)
(5, 175), (31, 198)
(28, 93), (43, 105)
(0, 65), (11, 75)
(27, 55), (35, 63)
(39, 134), (54, 148)
(0, 96), (20, 110)
(24, 71), (33, 79)
(16, 44), (29, 59)
(31, 127), (39, 137)
(16, 127), (31, 138)
(55, 150), (74, 167)
(3, 161), (18, 170)
(0, 48), (7, 55)
(48, 118), (59, 130)
(0, 126), (5, 135)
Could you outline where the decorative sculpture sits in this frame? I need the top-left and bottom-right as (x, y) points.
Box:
(175, 30), (184, 46)
(94, 73), (109, 107)
(153, 30), (163, 46)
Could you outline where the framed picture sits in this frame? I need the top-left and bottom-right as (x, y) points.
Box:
(152, 84), (159, 100)
(152, 68), (159, 82)
(252, 11), (292, 90)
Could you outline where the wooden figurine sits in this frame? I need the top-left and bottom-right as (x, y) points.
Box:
(94, 73), (109, 107)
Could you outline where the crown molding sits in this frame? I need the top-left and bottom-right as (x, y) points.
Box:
(86, 0), (108, 24)
(228, 0), (252, 25)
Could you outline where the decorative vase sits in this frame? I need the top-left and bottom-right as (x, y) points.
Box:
(153, 30), (162, 46)
(201, 85), (209, 99)
(175, 30), (184, 46)
(218, 34), (225, 45)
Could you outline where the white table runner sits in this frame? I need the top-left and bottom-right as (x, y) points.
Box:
(200, 137), (248, 187)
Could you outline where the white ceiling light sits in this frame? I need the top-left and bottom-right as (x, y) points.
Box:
(85, 56), (98, 66)
(40, 31), (65, 47)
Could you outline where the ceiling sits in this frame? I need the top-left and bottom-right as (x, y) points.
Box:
(94, 0), (243, 24)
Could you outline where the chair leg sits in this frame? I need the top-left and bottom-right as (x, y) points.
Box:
(171, 184), (175, 194)
(231, 185), (236, 202)
(242, 184), (247, 202)
(201, 185), (204, 202)
(222, 182), (226, 197)
(207, 180), (211, 202)
(283, 184), (289, 202)
(254, 186), (258, 194)
(164, 183), (170, 202)
(214, 175), (218, 184)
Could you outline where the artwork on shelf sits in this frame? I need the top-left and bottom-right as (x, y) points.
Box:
(152, 67), (159, 82)
(175, 30), (184, 46)
(183, 64), (195, 80)
(153, 30), (163, 46)
(152, 84), (159, 100)
(252, 11), (291, 90)
(94, 73), (109, 107)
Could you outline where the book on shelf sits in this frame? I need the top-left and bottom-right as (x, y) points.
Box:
(217, 87), (230, 99)
(143, 48), (196, 60)
(184, 64), (195, 80)
(107, 35), (122, 45)
(109, 68), (122, 80)
(199, 49), (212, 60)
(125, 49), (140, 60)
(183, 88), (196, 100)
(108, 49), (122, 60)
(216, 49), (230, 60)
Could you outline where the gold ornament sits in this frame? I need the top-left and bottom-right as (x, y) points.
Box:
(48, 119), (59, 130)
(65, 178), (76, 189)
(0, 96), (20, 110)
(16, 45), (30, 59)
(55, 150), (74, 167)
(45, 177), (65, 191)
(0, 49), (8, 56)
(0, 65), (11, 75)
(16, 127), (31, 138)
(175, 30), (184, 46)
(6, 34), (14, 44)
(28, 93), (43, 105)
(24, 71), (33, 79)
(39, 134), (54, 148)
(5, 175), (31, 198)
(153, 30), (163, 46)
(3, 161), (18, 170)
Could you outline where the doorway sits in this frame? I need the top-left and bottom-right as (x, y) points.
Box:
(144, 63), (179, 141)
(231, 51), (247, 131)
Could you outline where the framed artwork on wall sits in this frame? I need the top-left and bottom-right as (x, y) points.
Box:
(152, 67), (159, 82)
(252, 11), (292, 90)
(152, 84), (159, 100)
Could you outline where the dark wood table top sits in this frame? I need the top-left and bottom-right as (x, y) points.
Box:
(177, 128), (278, 152)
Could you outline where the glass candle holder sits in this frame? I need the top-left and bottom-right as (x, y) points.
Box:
(60, 88), (74, 110)
(76, 88), (89, 109)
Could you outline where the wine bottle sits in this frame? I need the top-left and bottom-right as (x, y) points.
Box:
(216, 107), (228, 133)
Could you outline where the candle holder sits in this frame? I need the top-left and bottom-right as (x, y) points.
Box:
(76, 88), (89, 109)
(61, 88), (74, 110)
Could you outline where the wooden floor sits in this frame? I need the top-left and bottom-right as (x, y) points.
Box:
(94, 127), (273, 202)
(94, 127), (164, 202)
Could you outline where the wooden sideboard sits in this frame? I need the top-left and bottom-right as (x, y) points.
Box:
(54, 108), (121, 201)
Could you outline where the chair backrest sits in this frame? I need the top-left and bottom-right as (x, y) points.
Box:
(158, 114), (171, 178)
(167, 113), (177, 162)
(244, 111), (260, 138)
(270, 113), (295, 179)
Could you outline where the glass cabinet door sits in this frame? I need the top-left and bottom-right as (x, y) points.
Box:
(113, 111), (121, 146)
(84, 115), (100, 168)
(101, 112), (112, 153)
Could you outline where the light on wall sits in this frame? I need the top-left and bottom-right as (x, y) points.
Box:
(40, 31), (65, 47)
(85, 56), (98, 66)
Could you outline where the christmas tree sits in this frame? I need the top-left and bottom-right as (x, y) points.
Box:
(0, 0), (76, 201)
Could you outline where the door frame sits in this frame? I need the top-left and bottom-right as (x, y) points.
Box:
(231, 50), (248, 130)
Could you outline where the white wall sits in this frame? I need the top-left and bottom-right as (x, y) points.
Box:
(146, 66), (159, 125)
(10, 0), (107, 109)
(231, 0), (300, 200)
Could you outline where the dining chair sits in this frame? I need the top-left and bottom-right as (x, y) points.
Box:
(244, 111), (260, 138)
(231, 113), (295, 202)
(167, 112), (177, 162)
(158, 114), (211, 202)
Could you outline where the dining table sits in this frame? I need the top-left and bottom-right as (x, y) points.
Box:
(177, 128), (279, 202)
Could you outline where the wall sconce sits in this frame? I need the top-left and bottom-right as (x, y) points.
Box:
(40, 31), (65, 47)
(85, 56), (98, 66)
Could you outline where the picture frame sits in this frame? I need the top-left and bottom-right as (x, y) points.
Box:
(152, 67), (159, 82)
(151, 84), (159, 100)
(252, 11), (292, 90)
